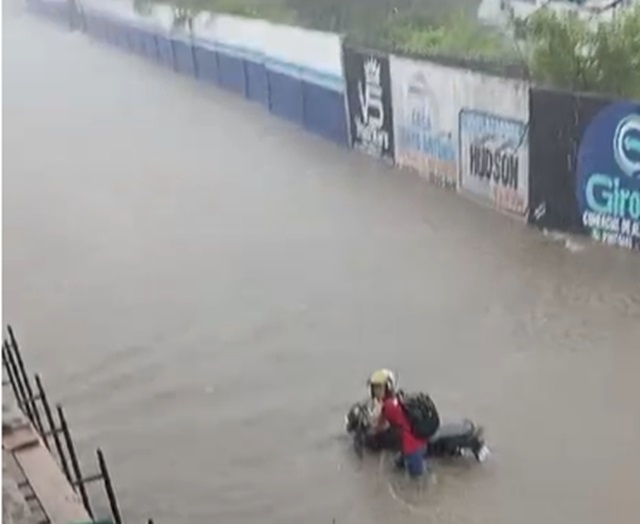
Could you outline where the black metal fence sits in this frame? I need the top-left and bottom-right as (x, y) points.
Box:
(2, 324), (154, 524)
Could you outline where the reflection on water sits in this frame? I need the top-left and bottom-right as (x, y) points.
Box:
(4, 11), (640, 524)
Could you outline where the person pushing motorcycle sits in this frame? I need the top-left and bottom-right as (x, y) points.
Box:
(367, 369), (428, 478)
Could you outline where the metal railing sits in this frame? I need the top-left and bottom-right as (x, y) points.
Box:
(2, 324), (153, 524)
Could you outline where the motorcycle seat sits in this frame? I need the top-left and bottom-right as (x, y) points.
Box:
(430, 419), (474, 441)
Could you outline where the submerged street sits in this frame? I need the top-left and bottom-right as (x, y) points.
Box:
(4, 11), (640, 524)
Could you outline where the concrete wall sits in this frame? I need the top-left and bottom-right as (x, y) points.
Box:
(24, 0), (638, 253)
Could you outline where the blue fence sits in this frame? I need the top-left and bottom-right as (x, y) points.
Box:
(267, 68), (304, 124)
(171, 36), (197, 76)
(193, 44), (219, 84)
(246, 60), (269, 106)
(217, 52), (247, 96)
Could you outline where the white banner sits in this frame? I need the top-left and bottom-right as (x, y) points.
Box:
(390, 55), (530, 217)
(457, 71), (529, 217)
(390, 57), (460, 189)
(459, 108), (529, 216)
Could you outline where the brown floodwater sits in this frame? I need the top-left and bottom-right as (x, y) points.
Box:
(3, 10), (640, 524)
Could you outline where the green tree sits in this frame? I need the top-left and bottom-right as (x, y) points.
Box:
(386, 9), (511, 58)
(527, 6), (640, 99)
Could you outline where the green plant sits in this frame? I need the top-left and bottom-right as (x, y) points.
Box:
(388, 10), (511, 58)
(527, 6), (640, 99)
(132, 0), (639, 98)
(133, 0), (154, 16)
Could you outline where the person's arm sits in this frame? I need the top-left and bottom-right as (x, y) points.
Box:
(370, 400), (389, 432)
(363, 401), (376, 428)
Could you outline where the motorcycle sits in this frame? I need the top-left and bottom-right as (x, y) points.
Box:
(344, 401), (490, 462)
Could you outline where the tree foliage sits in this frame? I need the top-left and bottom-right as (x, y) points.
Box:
(383, 9), (511, 58)
(133, 0), (640, 99)
(526, 6), (640, 99)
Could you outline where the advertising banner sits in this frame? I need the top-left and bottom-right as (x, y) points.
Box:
(459, 109), (528, 216)
(576, 101), (640, 251)
(457, 73), (529, 218)
(528, 88), (583, 233)
(528, 88), (640, 252)
(390, 57), (459, 188)
(343, 45), (394, 161)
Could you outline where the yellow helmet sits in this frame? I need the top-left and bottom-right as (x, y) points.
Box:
(367, 369), (396, 391)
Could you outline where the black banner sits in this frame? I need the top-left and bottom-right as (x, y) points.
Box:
(528, 88), (610, 232)
(529, 88), (640, 252)
(342, 45), (395, 162)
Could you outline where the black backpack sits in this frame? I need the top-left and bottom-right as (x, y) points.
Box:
(400, 391), (440, 439)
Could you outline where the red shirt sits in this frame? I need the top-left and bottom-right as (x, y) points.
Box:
(381, 397), (426, 454)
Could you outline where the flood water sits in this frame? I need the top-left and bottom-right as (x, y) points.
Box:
(3, 11), (640, 524)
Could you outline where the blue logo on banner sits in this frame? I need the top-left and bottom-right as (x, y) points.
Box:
(576, 101), (640, 250)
